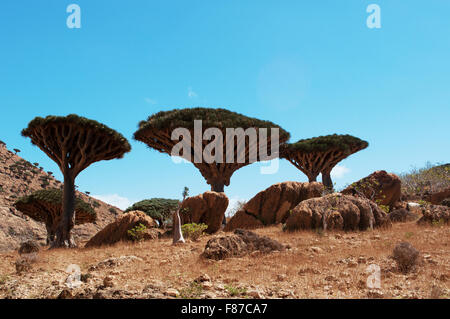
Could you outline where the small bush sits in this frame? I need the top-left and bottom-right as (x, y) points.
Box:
(127, 223), (147, 242)
(225, 284), (247, 297)
(92, 201), (101, 208)
(181, 223), (208, 241)
(178, 281), (203, 299)
(392, 242), (419, 273)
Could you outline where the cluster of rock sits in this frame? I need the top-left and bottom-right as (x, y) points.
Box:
(416, 204), (449, 225)
(341, 170), (402, 209)
(224, 182), (324, 231)
(284, 193), (391, 231)
(202, 229), (286, 260)
(85, 211), (160, 248)
(180, 191), (229, 234)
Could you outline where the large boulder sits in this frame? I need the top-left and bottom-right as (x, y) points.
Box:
(341, 170), (402, 209)
(85, 211), (159, 248)
(224, 182), (324, 231)
(285, 193), (391, 231)
(202, 229), (286, 260)
(416, 205), (450, 225)
(425, 188), (450, 205)
(180, 191), (229, 234)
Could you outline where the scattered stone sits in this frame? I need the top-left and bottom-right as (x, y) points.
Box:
(247, 288), (263, 298)
(309, 246), (323, 254)
(57, 289), (73, 299)
(15, 257), (32, 274)
(165, 288), (179, 297)
(194, 274), (211, 283)
(18, 240), (40, 255)
(202, 229), (285, 260)
(95, 255), (143, 269)
(367, 289), (384, 299)
(276, 274), (287, 282)
(103, 276), (115, 288)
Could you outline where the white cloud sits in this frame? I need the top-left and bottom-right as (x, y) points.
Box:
(331, 165), (350, 179)
(144, 97), (157, 104)
(91, 194), (132, 210)
(188, 87), (198, 98)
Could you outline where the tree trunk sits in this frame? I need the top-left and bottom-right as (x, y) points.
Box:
(172, 209), (185, 245)
(322, 171), (334, 191)
(308, 175), (317, 183)
(211, 182), (224, 193)
(51, 174), (76, 248)
(210, 181), (227, 225)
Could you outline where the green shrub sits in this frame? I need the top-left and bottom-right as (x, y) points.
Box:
(178, 281), (203, 299)
(127, 223), (147, 241)
(181, 223), (208, 241)
(108, 207), (117, 214)
(92, 201), (100, 208)
(225, 284), (247, 297)
(125, 198), (180, 226)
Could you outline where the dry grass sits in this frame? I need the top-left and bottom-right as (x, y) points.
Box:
(0, 222), (448, 299)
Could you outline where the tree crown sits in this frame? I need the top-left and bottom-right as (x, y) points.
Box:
(21, 114), (131, 176)
(14, 188), (96, 223)
(283, 134), (368, 154)
(134, 107), (290, 140)
(125, 198), (180, 224)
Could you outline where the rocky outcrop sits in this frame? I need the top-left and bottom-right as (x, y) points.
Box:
(224, 182), (324, 231)
(0, 206), (47, 252)
(425, 188), (450, 205)
(85, 211), (159, 248)
(0, 143), (123, 252)
(417, 205), (450, 225)
(180, 191), (229, 234)
(341, 170), (402, 209)
(284, 193), (391, 231)
(202, 229), (286, 260)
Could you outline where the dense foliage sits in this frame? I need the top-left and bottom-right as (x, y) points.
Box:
(284, 134), (368, 153)
(135, 107), (290, 140)
(125, 198), (180, 226)
(14, 188), (96, 222)
(22, 114), (131, 156)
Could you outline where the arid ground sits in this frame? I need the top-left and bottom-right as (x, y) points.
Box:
(1, 221), (448, 299)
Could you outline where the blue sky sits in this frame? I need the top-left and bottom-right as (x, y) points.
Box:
(1, 1), (449, 210)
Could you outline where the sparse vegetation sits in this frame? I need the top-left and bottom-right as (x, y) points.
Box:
(399, 162), (450, 198)
(127, 223), (147, 242)
(178, 281), (204, 299)
(181, 223), (208, 241)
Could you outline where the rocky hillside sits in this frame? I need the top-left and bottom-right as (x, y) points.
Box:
(0, 142), (122, 252)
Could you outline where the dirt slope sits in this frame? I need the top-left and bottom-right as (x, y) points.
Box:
(0, 142), (122, 252)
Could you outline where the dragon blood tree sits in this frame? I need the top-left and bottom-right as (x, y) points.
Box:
(125, 198), (180, 227)
(14, 189), (96, 245)
(281, 134), (368, 190)
(134, 108), (290, 192)
(21, 114), (131, 248)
